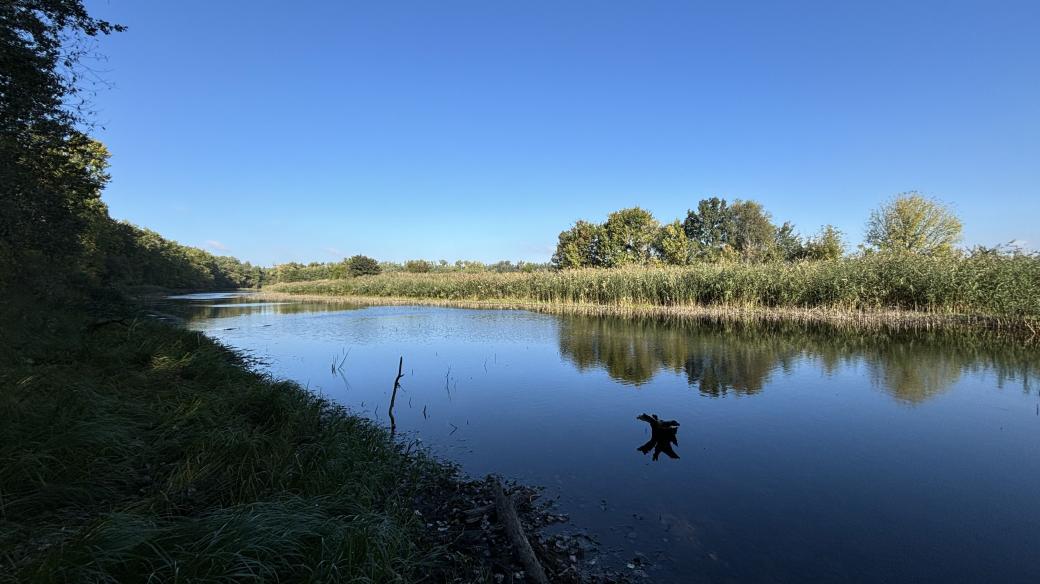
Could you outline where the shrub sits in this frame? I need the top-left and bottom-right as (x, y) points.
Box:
(346, 255), (381, 277)
(404, 260), (432, 273)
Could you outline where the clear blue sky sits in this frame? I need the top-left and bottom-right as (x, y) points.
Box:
(85, 0), (1040, 266)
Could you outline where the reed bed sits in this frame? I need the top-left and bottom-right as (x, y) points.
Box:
(265, 255), (1040, 332)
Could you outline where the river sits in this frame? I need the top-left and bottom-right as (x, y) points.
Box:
(164, 292), (1040, 583)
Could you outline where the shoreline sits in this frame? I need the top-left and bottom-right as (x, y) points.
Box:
(256, 290), (1040, 338)
(2, 306), (619, 583)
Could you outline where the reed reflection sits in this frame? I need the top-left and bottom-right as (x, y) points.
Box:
(557, 314), (1040, 404)
(169, 296), (368, 323)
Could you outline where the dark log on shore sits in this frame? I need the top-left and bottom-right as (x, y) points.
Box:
(492, 479), (550, 584)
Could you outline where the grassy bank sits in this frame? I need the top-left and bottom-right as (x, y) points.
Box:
(3, 305), (562, 582)
(265, 255), (1040, 332)
(0, 315), (446, 582)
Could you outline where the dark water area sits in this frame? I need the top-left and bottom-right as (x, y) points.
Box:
(164, 292), (1040, 583)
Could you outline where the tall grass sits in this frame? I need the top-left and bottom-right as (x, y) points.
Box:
(0, 318), (453, 583)
(267, 255), (1040, 319)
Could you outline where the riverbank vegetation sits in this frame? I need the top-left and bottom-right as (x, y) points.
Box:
(264, 195), (1039, 332)
(0, 315), (454, 581)
(264, 257), (552, 285)
(266, 252), (1040, 329)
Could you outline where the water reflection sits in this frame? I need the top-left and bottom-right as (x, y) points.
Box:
(163, 294), (1040, 583)
(558, 315), (1040, 404)
(165, 293), (369, 322)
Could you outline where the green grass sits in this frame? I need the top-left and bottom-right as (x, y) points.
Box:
(266, 255), (1040, 322)
(0, 315), (458, 583)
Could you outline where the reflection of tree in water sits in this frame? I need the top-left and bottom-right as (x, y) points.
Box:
(556, 314), (1040, 404)
(865, 343), (964, 404)
(558, 315), (801, 396)
(682, 342), (793, 397)
(557, 317), (659, 384)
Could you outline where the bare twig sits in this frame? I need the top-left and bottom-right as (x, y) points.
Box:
(389, 356), (404, 434)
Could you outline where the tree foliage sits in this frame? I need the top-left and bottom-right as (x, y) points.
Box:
(654, 221), (690, 266)
(554, 198), (818, 269)
(682, 197), (732, 257)
(404, 260), (432, 273)
(804, 225), (845, 260)
(599, 207), (660, 267)
(1, 1), (125, 293)
(551, 220), (603, 269)
(773, 221), (805, 261)
(864, 193), (962, 255)
(728, 200), (781, 261)
(346, 255), (381, 277)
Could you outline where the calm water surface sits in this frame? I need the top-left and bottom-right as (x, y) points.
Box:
(165, 293), (1040, 584)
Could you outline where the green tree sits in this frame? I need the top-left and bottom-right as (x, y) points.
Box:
(683, 197), (733, 259)
(655, 221), (690, 265)
(0, 1), (123, 292)
(728, 200), (777, 261)
(404, 260), (432, 273)
(773, 221), (805, 261)
(347, 255), (381, 277)
(552, 220), (603, 269)
(864, 192), (962, 255)
(804, 225), (845, 260)
(599, 207), (660, 267)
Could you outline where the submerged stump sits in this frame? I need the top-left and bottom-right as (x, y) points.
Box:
(636, 413), (680, 460)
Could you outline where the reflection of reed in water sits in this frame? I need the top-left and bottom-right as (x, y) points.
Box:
(174, 299), (368, 322)
(556, 314), (1040, 403)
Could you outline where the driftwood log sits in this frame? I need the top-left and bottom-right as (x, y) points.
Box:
(637, 413), (680, 460)
(491, 479), (550, 584)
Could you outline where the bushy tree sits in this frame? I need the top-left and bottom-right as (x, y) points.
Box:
(728, 200), (777, 261)
(804, 225), (845, 260)
(683, 197), (733, 259)
(599, 207), (660, 267)
(683, 197), (796, 262)
(404, 259), (432, 273)
(552, 220), (603, 269)
(864, 193), (962, 255)
(489, 261), (518, 273)
(346, 255), (381, 276)
(454, 260), (486, 272)
(773, 221), (805, 261)
(655, 221), (690, 265)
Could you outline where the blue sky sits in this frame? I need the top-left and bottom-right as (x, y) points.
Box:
(85, 0), (1040, 265)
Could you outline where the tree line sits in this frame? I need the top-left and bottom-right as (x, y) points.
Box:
(264, 257), (551, 285)
(0, 1), (265, 295)
(552, 193), (965, 269)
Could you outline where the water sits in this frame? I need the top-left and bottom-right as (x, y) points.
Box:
(164, 292), (1040, 583)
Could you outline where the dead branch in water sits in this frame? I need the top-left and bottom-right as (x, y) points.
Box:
(389, 356), (403, 434)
